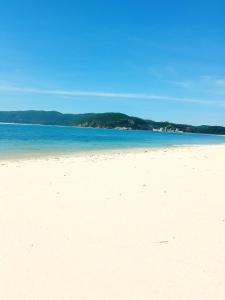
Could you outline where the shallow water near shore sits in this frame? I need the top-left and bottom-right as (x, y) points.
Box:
(1, 123), (225, 159)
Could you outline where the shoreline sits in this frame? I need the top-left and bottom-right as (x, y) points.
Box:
(1, 143), (225, 163)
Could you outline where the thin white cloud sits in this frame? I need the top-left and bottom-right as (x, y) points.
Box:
(167, 80), (193, 89)
(214, 79), (225, 88)
(167, 76), (225, 99)
(0, 84), (224, 107)
(200, 75), (225, 89)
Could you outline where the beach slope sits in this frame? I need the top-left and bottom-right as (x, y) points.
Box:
(0, 145), (225, 299)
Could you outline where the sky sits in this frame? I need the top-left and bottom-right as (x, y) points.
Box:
(0, 0), (225, 125)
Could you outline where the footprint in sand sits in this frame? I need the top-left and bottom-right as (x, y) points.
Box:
(154, 240), (169, 244)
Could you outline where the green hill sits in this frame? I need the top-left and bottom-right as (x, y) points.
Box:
(0, 110), (225, 135)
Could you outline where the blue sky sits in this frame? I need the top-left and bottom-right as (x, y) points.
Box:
(0, 0), (225, 125)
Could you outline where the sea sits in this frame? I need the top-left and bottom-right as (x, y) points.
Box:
(0, 123), (225, 159)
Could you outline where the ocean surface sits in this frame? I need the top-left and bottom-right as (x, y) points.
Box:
(0, 123), (225, 159)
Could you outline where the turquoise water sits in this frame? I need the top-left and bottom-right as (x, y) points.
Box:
(0, 123), (225, 159)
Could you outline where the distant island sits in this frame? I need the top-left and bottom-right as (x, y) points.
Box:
(0, 110), (225, 135)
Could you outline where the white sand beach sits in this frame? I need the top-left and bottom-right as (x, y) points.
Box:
(0, 145), (225, 300)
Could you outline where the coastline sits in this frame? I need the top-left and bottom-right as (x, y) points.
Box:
(2, 121), (225, 136)
(1, 142), (225, 162)
(1, 122), (225, 162)
(1, 144), (225, 299)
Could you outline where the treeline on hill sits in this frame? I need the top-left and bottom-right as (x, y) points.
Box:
(0, 110), (225, 135)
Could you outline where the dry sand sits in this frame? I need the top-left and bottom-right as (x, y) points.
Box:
(0, 145), (225, 300)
